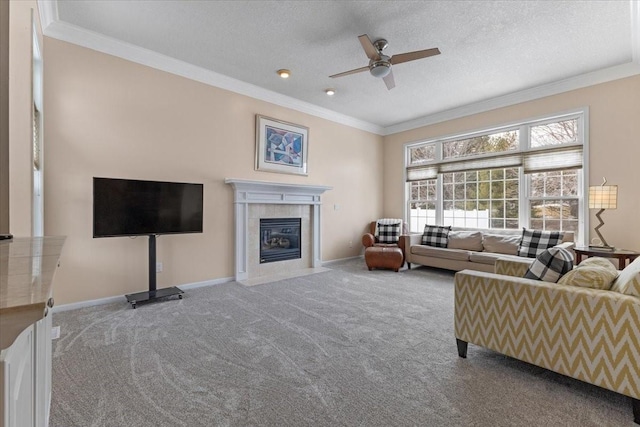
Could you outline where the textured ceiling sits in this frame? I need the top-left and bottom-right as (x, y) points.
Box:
(53, 1), (635, 130)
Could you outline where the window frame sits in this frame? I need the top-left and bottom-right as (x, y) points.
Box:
(404, 108), (589, 246)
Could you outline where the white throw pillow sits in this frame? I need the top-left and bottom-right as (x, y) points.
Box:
(482, 234), (521, 255)
(447, 231), (483, 251)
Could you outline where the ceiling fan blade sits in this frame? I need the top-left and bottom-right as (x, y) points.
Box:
(390, 47), (441, 65)
(358, 34), (380, 60)
(329, 66), (370, 78)
(383, 70), (395, 90)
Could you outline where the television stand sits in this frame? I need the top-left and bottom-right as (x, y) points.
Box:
(125, 234), (184, 309)
(125, 287), (183, 309)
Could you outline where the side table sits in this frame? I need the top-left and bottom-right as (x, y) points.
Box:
(574, 247), (640, 270)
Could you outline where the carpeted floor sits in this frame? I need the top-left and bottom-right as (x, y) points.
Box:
(50, 259), (633, 426)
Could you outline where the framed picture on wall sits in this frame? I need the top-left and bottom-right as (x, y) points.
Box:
(255, 115), (309, 176)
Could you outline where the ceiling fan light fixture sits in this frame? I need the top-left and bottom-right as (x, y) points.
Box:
(325, 88), (336, 96)
(369, 62), (391, 78)
(277, 69), (291, 79)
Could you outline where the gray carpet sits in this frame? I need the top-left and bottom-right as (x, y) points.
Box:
(50, 259), (633, 426)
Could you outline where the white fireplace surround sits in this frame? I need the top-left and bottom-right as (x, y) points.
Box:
(225, 179), (332, 281)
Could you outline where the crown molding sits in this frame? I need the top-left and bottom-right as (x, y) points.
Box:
(37, 0), (57, 31)
(42, 20), (385, 135)
(41, 1), (639, 138)
(383, 62), (640, 136)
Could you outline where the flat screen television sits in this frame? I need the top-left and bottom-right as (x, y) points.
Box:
(93, 177), (204, 238)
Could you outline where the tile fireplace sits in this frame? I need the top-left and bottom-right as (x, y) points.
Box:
(225, 179), (332, 281)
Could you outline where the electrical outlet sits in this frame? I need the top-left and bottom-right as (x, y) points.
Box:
(349, 240), (353, 248)
(51, 326), (60, 340)
(156, 262), (163, 273)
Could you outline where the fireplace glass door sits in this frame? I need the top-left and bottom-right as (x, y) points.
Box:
(260, 218), (302, 263)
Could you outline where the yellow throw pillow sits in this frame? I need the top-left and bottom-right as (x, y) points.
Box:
(578, 257), (617, 272)
(557, 265), (619, 290)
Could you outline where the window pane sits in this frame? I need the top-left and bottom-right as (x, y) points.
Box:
(505, 220), (519, 229)
(491, 219), (505, 228)
(466, 183), (477, 199)
(443, 183), (453, 200)
(530, 119), (577, 147)
(506, 200), (518, 218)
(491, 200), (504, 218)
(530, 173), (544, 197)
(528, 199), (580, 241)
(443, 130), (519, 159)
(562, 172), (578, 196)
(530, 219), (544, 229)
(409, 143), (435, 165)
(505, 168), (518, 179)
(491, 181), (504, 199)
(505, 180), (519, 198)
(530, 200), (543, 219)
(409, 201), (435, 232)
(529, 170), (578, 198)
(408, 179), (437, 232)
(419, 185), (428, 200)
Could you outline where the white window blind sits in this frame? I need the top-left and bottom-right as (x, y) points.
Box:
(407, 144), (583, 181)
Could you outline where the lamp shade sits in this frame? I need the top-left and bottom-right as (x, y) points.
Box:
(588, 185), (617, 209)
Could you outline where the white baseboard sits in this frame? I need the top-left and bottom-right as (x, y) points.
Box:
(51, 276), (234, 313)
(322, 255), (363, 266)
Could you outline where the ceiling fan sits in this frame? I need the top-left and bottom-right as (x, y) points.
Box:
(330, 34), (440, 90)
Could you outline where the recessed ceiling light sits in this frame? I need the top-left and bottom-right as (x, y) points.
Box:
(277, 69), (291, 79)
(325, 88), (336, 96)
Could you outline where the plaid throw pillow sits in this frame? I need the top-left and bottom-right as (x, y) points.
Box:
(518, 228), (564, 258)
(524, 247), (574, 282)
(421, 225), (451, 248)
(377, 222), (401, 244)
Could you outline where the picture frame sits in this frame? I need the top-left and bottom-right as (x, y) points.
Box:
(255, 115), (309, 176)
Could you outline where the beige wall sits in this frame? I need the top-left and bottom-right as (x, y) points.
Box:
(7, 0), (42, 236)
(0, 0), (8, 233)
(44, 38), (383, 305)
(383, 75), (640, 251)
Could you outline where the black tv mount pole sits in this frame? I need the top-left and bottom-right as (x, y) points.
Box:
(125, 234), (184, 309)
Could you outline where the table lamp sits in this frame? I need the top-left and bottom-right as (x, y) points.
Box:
(588, 177), (617, 250)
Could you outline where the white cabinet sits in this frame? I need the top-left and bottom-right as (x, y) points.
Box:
(34, 313), (52, 427)
(0, 310), (52, 427)
(1, 237), (64, 427)
(1, 324), (35, 427)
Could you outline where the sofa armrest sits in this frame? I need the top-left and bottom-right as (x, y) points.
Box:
(407, 233), (422, 246)
(495, 257), (532, 277)
(454, 269), (640, 400)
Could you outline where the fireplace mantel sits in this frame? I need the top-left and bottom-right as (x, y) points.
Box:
(225, 179), (332, 281)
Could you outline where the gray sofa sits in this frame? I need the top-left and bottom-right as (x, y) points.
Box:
(401, 227), (575, 272)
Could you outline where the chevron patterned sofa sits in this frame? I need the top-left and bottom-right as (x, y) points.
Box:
(454, 256), (640, 424)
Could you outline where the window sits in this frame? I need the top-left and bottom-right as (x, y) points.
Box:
(443, 168), (519, 229)
(443, 130), (518, 159)
(408, 179), (436, 232)
(405, 111), (586, 244)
